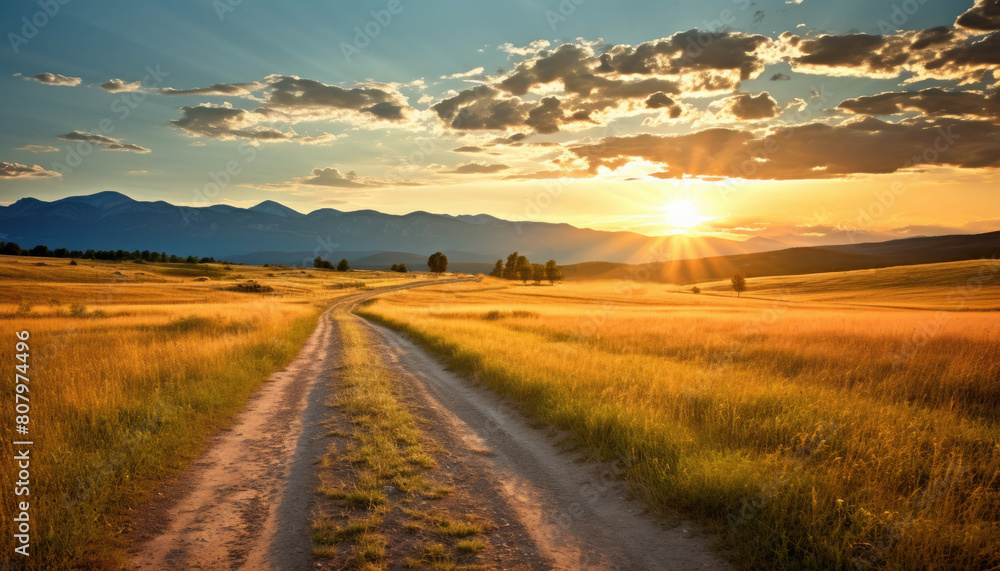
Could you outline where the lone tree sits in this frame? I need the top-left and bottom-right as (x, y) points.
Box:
(490, 259), (504, 278)
(337, 258), (350, 271)
(314, 256), (334, 269)
(731, 271), (747, 297)
(544, 260), (562, 284)
(427, 252), (448, 274)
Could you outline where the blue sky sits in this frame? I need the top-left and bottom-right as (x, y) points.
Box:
(1, 0), (997, 243)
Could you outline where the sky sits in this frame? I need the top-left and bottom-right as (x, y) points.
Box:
(1, 0), (998, 245)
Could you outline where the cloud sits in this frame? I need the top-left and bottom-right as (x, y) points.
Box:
(15, 144), (59, 153)
(0, 161), (61, 178)
(57, 131), (151, 153)
(25, 72), (81, 86)
(559, 116), (1000, 180)
(170, 103), (336, 144)
(446, 162), (510, 174)
(250, 166), (422, 192)
(168, 75), (413, 142)
(770, 72), (792, 81)
(451, 145), (485, 153)
(441, 67), (485, 79)
(100, 78), (143, 92)
(430, 32), (779, 134)
(782, 27), (1000, 84)
(838, 88), (1000, 121)
(706, 91), (779, 122)
(159, 82), (262, 96)
(956, 0), (1000, 31)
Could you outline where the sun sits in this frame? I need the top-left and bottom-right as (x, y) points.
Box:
(663, 199), (704, 229)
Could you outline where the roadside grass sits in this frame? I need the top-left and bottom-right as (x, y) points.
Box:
(0, 256), (419, 568)
(357, 265), (1000, 570)
(311, 312), (490, 569)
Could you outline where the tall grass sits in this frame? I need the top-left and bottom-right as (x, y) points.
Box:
(0, 257), (417, 568)
(358, 270), (1000, 569)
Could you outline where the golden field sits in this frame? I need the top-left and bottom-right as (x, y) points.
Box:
(358, 259), (1000, 569)
(0, 256), (422, 568)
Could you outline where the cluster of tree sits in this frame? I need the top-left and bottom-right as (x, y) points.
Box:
(389, 263), (408, 273)
(427, 252), (448, 273)
(490, 252), (562, 285)
(314, 256), (350, 271)
(0, 241), (216, 263)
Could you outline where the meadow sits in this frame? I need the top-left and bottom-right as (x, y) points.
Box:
(0, 256), (420, 568)
(358, 259), (1000, 569)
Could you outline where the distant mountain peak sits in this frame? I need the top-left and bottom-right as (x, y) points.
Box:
(60, 190), (136, 209)
(248, 200), (304, 218)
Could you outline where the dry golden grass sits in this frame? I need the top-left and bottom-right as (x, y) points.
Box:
(0, 256), (422, 568)
(358, 260), (1000, 570)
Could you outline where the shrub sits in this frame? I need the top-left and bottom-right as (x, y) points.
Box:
(691, 286), (701, 294)
(230, 280), (274, 293)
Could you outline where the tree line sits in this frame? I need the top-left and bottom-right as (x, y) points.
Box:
(313, 256), (350, 271)
(0, 241), (217, 263)
(489, 252), (562, 284)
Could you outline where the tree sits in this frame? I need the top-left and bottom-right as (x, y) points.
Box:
(427, 252), (448, 273)
(516, 255), (532, 284)
(396, 263), (408, 273)
(390, 263), (398, 272)
(731, 271), (747, 297)
(337, 258), (350, 271)
(2, 242), (22, 256)
(544, 260), (562, 284)
(490, 259), (504, 278)
(690, 285), (701, 294)
(30, 245), (52, 257)
(503, 252), (519, 280)
(532, 263), (545, 285)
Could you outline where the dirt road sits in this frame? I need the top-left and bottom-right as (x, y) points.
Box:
(130, 278), (730, 570)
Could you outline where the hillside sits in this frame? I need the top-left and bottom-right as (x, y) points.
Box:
(564, 232), (1000, 284)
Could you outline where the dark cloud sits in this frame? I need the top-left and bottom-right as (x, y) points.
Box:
(451, 146), (485, 153)
(431, 32), (776, 133)
(446, 162), (511, 174)
(167, 75), (411, 142)
(57, 130), (151, 153)
(725, 92), (779, 120)
(0, 161), (61, 178)
(769, 72), (791, 81)
(784, 28), (1000, 83)
(26, 72), (81, 86)
(170, 104), (335, 144)
(838, 88), (1000, 121)
(790, 33), (908, 76)
(264, 75), (409, 120)
(956, 0), (1000, 31)
(563, 117), (1000, 180)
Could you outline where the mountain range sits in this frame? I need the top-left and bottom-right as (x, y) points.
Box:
(0, 191), (793, 268)
(3, 192), (996, 278)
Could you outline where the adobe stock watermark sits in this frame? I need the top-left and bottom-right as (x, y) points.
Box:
(8, 0), (71, 55)
(340, 0), (409, 63)
(213, 0), (246, 21)
(50, 65), (169, 175)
